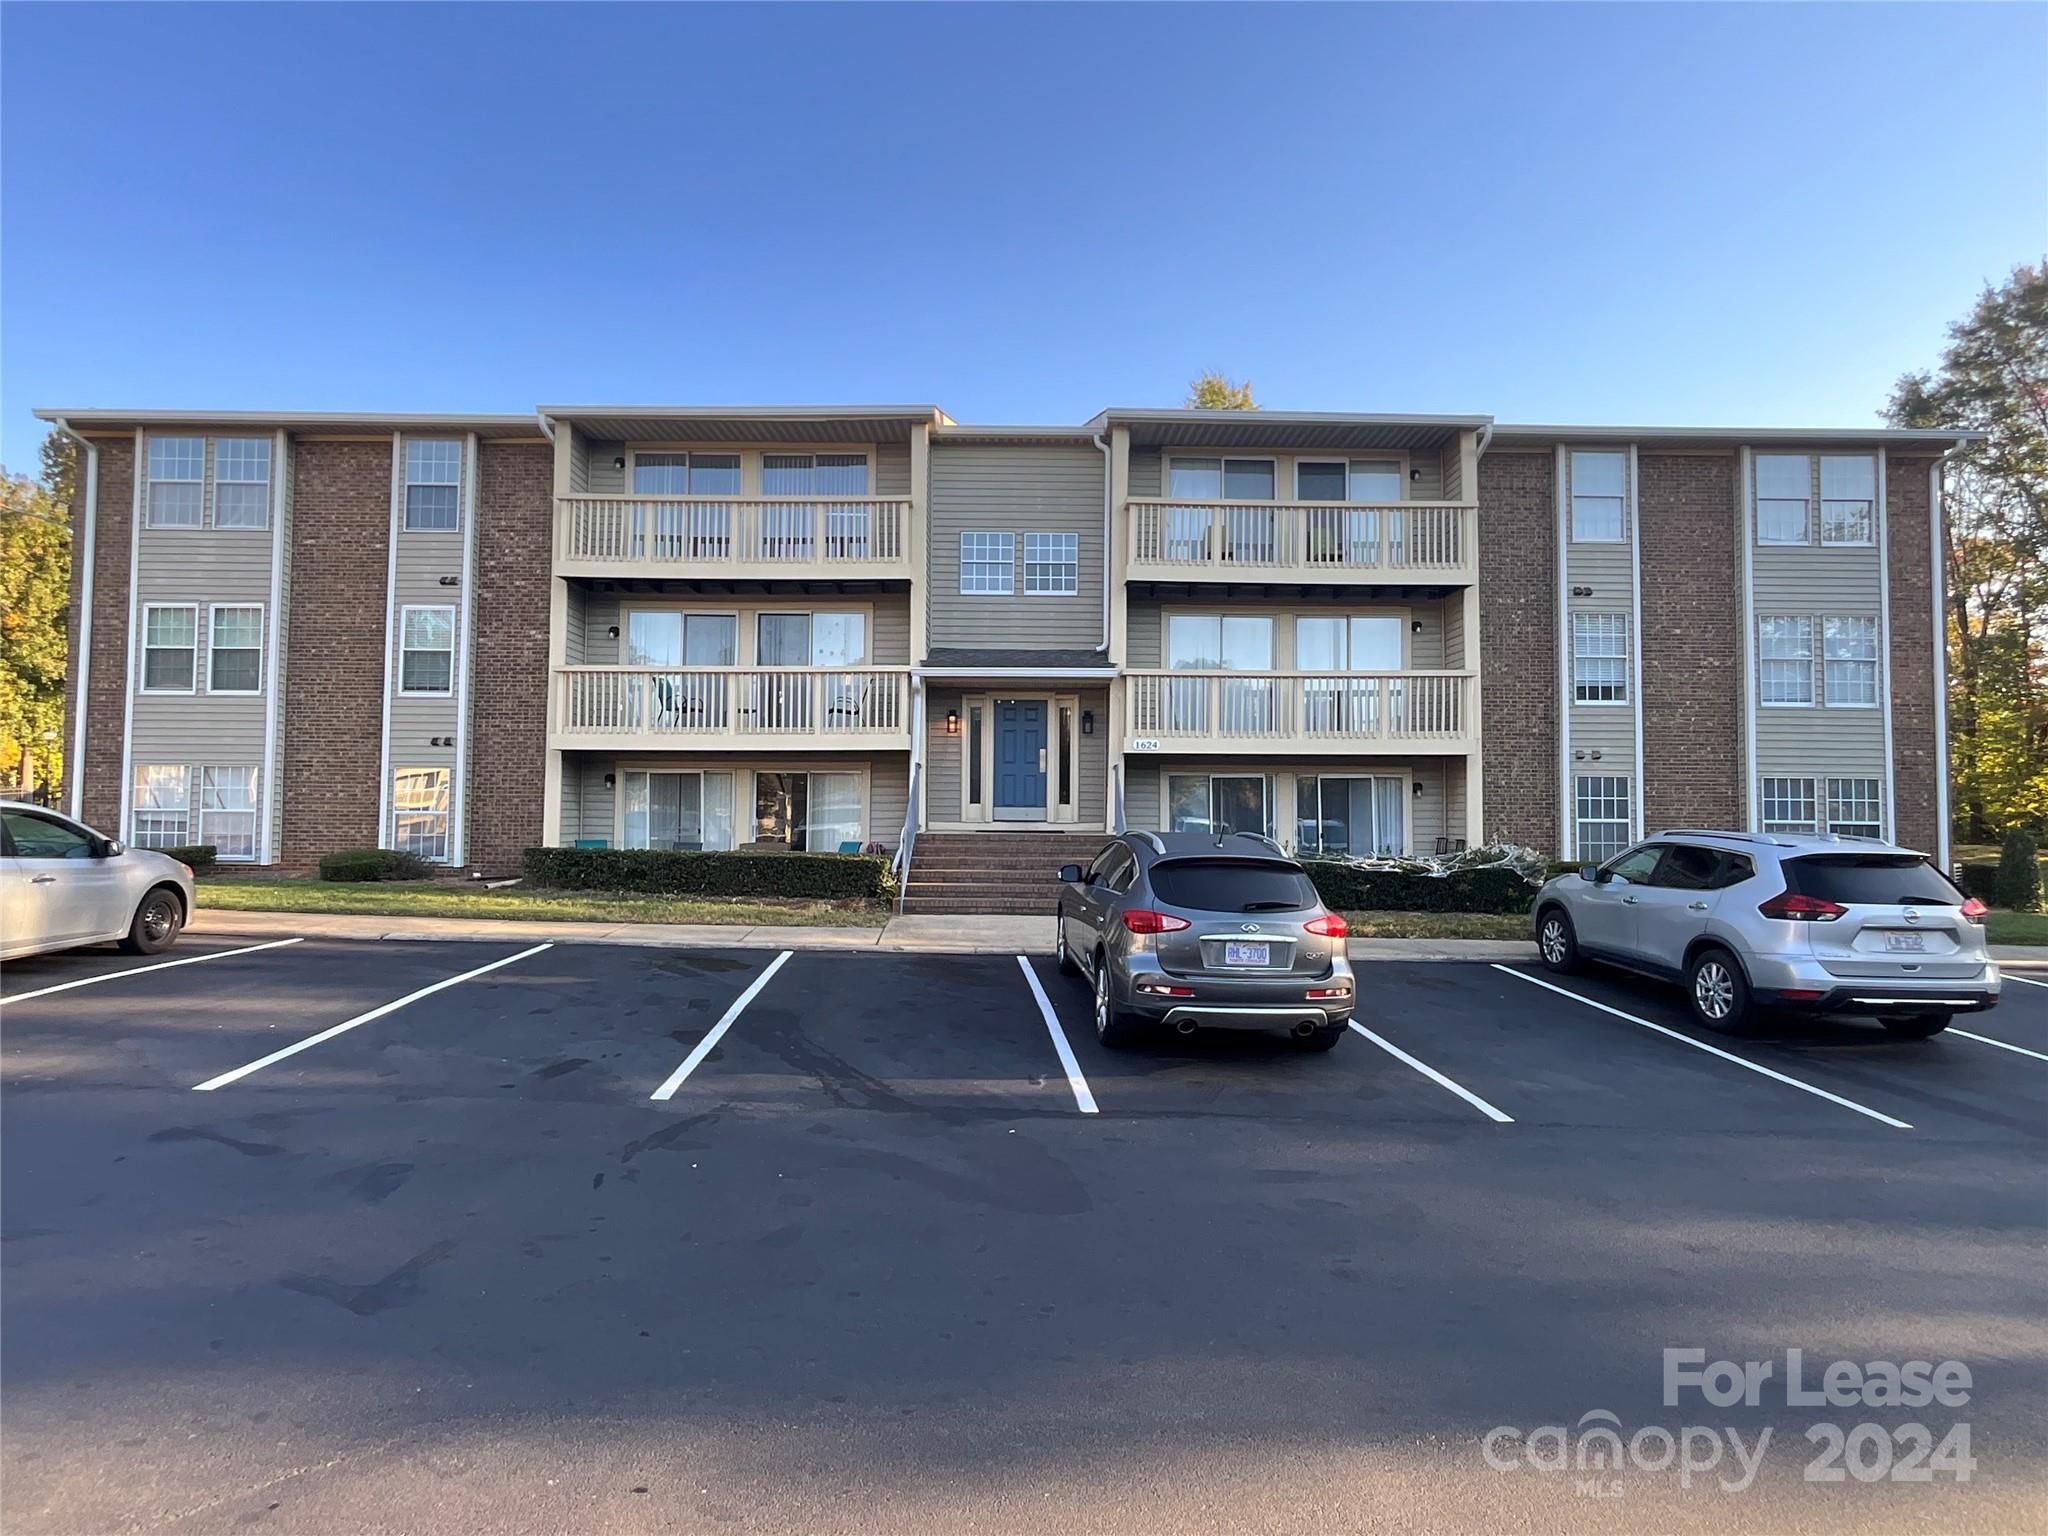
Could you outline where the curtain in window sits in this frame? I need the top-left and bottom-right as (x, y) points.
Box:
(809, 772), (862, 851)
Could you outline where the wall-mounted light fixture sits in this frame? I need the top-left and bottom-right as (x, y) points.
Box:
(1410, 619), (1424, 634)
(607, 624), (621, 639)
(1412, 781), (1426, 797)
(1572, 585), (1594, 598)
(439, 575), (459, 587)
(603, 773), (616, 790)
(1410, 467), (1422, 481)
(612, 456), (626, 471)
(945, 709), (960, 736)
(1081, 710), (1095, 736)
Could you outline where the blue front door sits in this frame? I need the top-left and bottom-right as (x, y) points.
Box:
(994, 699), (1047, 818)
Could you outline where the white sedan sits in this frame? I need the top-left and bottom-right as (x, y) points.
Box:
(0, 804), (196, 962)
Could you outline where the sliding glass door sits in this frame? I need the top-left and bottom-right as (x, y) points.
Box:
(1296, 614), (1405, 734)
(1165, 614), (1274, 733)
(622, 770), (736, 851)
(752, 771), (862, 852)
(1294, 775), (1405, 857)
(1166, 773), (1271, 838)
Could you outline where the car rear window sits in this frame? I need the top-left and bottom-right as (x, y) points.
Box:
(1783, 855), (1966, 907)
(1148, 859), (1318, 913)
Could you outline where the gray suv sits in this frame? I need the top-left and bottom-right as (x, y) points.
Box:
(1532, 830), (2001, 1035)
(1054, 832), (1356, 1050)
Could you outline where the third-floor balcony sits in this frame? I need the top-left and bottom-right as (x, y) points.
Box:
(1125, 499), (1473, 584)
(555, 494), (915, 580)
(1124, 670), (1474, 755)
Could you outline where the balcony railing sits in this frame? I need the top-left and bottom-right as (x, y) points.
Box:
(557, 495), (911, 573)
(1127, 499), (1471, 579)
(553, 666), (912, 747)
(1124, 671), (1472, 753)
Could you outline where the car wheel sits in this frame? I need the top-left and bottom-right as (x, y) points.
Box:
(1054, 909), (1077, 975)
(1881, 1012), (1951, 1040)
(1093, 956), (1140, 1049)
(1686, 947), (1756, 1034)
(120, 886), (184, 955)
(1294, 1023), (1346, 1052)
(1536, 907), (1580, 973)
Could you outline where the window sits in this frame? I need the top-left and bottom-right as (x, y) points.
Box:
(759, 452), (868, 497)
(1759, 616), (1815, 705)
(208, 605), (264, 693)
(960, 532), (1015, 594)
(622, 770), (735, 852)
(1166, 773), (1270, 838)
(1760, 777), (1817, 834)
(199, 766), (260, 860)
(1822, 616), (1879, 706)
(1570, 451), (1626, 543)
(1168, 457), (1275, 501)
(1820, 455), (1876, 545)
(1022, 532), (1079, 595)
(752, 771), (860, 851)
(393, 767), (451, 861)
(966, 704), (984, 806)
(1574, 775), (1631, 862)
(1755, 454), (1811, 544)
(1783, 854), (1962, 906)
(141, 605), (198, 693)
(146, 438), (205, 528)
(1826, 778), (1883, 839)
(1651, 844), (1723, 890)
(1295, 460), (1403, 502)
(2, 808), (95, 859)
(1149, 860), (1318, 913)
(1295, 775), (1405, 857)
(1164, 614), (1275, 733)
(1056, 704), (1074, 809)
(632, 452), (741, 496)
(1571, 613), (1629, 703)
(132, 765), (191, 848)
(212, 438), (272, 529)
(404, 440), (462, 531)
(399, 606), (455, 695)
(1603, 845), (1662, 885)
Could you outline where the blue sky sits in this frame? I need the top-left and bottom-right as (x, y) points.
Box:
(4, 2), (2043, 470)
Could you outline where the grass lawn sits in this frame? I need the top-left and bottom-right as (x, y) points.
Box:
(1987, 910), (2048, 947)
(1339, 910), (1532, 941)
(196, 878), (890, 928)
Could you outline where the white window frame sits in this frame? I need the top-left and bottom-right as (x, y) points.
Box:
(206, 603), (265, 696)
(145, 437), (205, 529)
(198, 765), (261, 862)
(1569, 450), (1627, 544)
(748, 768), (867, 851)
(757, 451), (870, 497)
(1573, 775), (1631, 863)
(1821, 615), (1880, 708)
(1758, 615), (1815, 706)
(1022, 532), (1079, 596)
(403, 439), (463, 532)
(1760, 776), (1818, 835)
(131, 764), (192, 849)
(629, 450), (744, 496)
(1292, 458), (1406, 503)
(211, 437), (273, 530)
(1825, 777), (1884, 839)
(1571, 613), (1629, 705)
(398, 604), (457, 697)
(1167, 456), (1279, 502)
(392, 767), (452, 862)
(1819, 455), (1877, 547)
(1755, 454), (1813, 546)
(959, 531), (1015, 595)
(140, 603), (199, 695)
(619, 768), (740, 852)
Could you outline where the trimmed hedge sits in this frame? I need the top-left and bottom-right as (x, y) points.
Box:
(319, 847), (437, 883)
(523, 846), (896, 901)
(162, 844), (217, 870)
(1996, 830), (2042, 913)
(1302, 862), (1535, 916)
(1957, 863), (2000, 903)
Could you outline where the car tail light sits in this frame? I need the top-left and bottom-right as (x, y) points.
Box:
(1135, 980), (1195, 997)
(1307, 985), (1351, 1000)
(1122, 910), (1191, 935)
(1776, 989), (1826, 1002)
(1960, 897), (1988, 926)
(1757, 891), (1846, 922)
(1303, 914), (1348, 938)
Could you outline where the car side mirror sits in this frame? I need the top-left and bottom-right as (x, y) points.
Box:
(1579, 865), (1602, 883)
(97, 838), (124, 858)
(1056, 864), (1084, 884)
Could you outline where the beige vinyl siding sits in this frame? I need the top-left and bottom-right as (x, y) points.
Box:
(1124, 760), (1159, 831)
(1440, 441), (1465, 503)
(1129, 448), (1163, 498)
(268, 436), (294, 860)
(1443, 598), (1466, 669)
(1752, 542), (1886, 779)
(923, 686), (966, 822)
(929, 443), (1105, 650)
(1075, 686), (1109, 823)
(559, 752), (907, 849)
(875, 439), (910, 497)
(1563, 447), (1640, 806)
(386, 436), (467, 776)
(586, 441), (625, 494)
(567, 427), (591, 494)
(1445, 755), (1468, 844)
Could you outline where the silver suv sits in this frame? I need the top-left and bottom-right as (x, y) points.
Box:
(1532, 830), (2001, 1036)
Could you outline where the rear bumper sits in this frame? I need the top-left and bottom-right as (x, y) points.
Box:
(1117, 957), (1355, 1030)
(1762, 985), (2000, 1016)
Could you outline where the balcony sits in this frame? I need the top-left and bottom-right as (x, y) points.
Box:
(1124, 671), (1474, 756)
(1125, 499), (1473, 584)
(555, 495), (914, 581)
(551, 667), (913, 751)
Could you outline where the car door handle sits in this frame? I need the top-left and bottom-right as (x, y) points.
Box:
(1688, 900), (1709, 912)
(1621, 894), (1639, 905)
(30, 874), (57, 884)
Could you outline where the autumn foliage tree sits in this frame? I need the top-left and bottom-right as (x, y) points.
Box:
(1185, 372), (1258, 411)
(0, 444), (73, 793)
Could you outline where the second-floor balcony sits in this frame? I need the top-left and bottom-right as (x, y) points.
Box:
(1126, 499), (1473, 584)
(1124, 670), (1474, 755)
(551, 666), (913, 751)
(555, 495), (914, 580)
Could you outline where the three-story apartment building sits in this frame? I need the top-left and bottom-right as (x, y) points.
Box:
(38, 403), (1968, 913)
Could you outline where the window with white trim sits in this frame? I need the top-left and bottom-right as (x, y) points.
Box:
(212, 438), (272, 529)
(1755, 454), (1812, 544)
(959, 531), (1015, 594)
(1822, 616), (1879, 706)
(208, 605), (264, 694)
(1570, 451), (1626, 542)
(131, 765), (191, 849)
(1169, 457), (1276, 501)
(399, 605), (456, 695)
(1574, 775), (1631, 863)
(141, 605), (198, 692)
(1022, 532), (1078, 595)
(1760, 777), (1817, 834)
(146, 438), (205, 528)
(1826, 778), (1883, 838)
(1571, 613), (1629, 703)
(759, 452), (868, 496)
(393, 767), (451, 861)
(632, 451), (740, 495)
(404, 440), (462, 531)
(1295, 459), (1403, 502)
(1819, 455), (1876, 545)
(199, 765), (259, 861)
(1758, 615), (1814, 705)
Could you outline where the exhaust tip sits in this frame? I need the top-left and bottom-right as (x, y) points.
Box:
(1175, 1018), (1199, 1035)
(1292, 1020), (1319, 1039)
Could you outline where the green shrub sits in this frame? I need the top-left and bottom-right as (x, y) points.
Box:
(319, 847), (436, 883)
(162, 844), (217, 870)
(1544, 859), (1583, 880)
(522, 846), (896, 901)
(1995, 830), (2042, 913)
(1302, 862), (1535, 916)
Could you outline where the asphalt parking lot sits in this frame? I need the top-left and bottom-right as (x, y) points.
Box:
(3, 935), (2044, 1534)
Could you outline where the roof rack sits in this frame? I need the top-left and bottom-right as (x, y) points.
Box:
(1132, 829), (1166, 855)
(1653, 828), (1789, 846)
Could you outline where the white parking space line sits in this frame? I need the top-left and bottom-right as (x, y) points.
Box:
(1346, 1022), (1514, 1123)
(193, 943), (553, 1091)
(649, 950), (792, 1101)
(2004, 974), (2048, 990)
(1015, 957), (1099, 1115)
(1949, 1029), (2048, 1063)
(1493, 965), (1913, 1130)
(1, 938), (305, 1007)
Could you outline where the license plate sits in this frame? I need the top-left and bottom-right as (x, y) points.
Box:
(1223, 941), (1271, 966)
(1882, 932), (1928, 954)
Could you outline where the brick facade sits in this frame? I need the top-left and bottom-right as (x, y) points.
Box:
(64, 436), (135, 833)
(1638, 452), (1742, 831)
(279, 440), (390, 865)
(1477, 451), (1557, 851)
(1886, 456), (1941, 856)
(465, 440), (552, 871)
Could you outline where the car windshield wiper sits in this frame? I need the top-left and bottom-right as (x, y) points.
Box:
(1238, 900), (1300, 911)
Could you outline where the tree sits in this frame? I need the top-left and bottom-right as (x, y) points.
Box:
(0, 457), (73, 793)
(1888, 261), (2048, 841)
(1185, 372), (1258, 411)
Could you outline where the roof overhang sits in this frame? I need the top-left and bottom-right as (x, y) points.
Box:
(912, 667), (1119, 680)
(1488, 424), (1983, 453)
(933, 424), (1105, 446)
(1094, 407), (1490, 454)
(538, 404), (948, 443)
(32, 408), (546, 438)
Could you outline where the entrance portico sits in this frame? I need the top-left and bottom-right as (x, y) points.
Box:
(912, 650), (1117, 834)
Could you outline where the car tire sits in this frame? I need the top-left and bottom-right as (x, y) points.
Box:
(1294, 1023), (1346, 1052)
(1686, 946), (1756, 1034)
(120, 885), (184, 955)
(1881, 1012), (1951, 1040)
(1092, 955), (1141, 1049)
(1054, 909), (1078, 975)
(1535, 906), (1580, 973)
